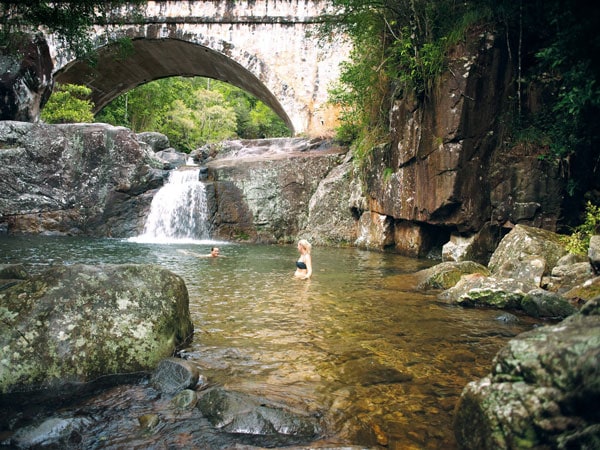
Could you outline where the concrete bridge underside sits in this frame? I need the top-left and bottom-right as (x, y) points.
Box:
(55, 37), (295, 131)
(50, 1), (351, 136)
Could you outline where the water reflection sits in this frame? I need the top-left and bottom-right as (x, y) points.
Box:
(0, 236), (540, 449)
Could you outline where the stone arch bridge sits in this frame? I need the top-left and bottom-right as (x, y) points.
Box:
(49, 0), (351, 136)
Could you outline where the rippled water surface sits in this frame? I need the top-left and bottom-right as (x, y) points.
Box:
(0, 236), (541, 449)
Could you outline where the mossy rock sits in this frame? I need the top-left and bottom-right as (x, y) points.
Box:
(0, 264), (194, 394)
(417, 261), (491, 290)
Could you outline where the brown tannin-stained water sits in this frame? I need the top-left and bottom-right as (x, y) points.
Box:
(0, 236), (542, 449)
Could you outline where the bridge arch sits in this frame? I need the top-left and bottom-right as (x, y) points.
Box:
(48, 1), (352, 136)
(54, 34), (296, 132)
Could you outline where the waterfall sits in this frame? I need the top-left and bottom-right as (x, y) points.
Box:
(131, 168), (211, 244)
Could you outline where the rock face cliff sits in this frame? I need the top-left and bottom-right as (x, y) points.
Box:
(0, 125), (354, 244)
(0, 121), (166, 236)
(0, 33), (53, 122)
(357, 29), (566, 261)
(202, 138), (352, 244)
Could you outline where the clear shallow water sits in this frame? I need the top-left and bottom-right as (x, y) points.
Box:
(0, 236), (541, 449)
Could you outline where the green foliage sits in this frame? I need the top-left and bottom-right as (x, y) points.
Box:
(0, 1), (144, 58)
(563, 202), (600, 255)
(96, 77), (291, 152)
(495, 0), (599, 170)
(325, 0), (600, 207)
(324, 0), (480, 157)
(41, 84), (94, 124)
(383, 167), (394, 182)
(162, 93), (237, 152)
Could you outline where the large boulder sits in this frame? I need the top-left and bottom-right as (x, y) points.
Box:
(0, 121), (165, 237)
(0, 264), (194, 395)
(416, 260), (491, 290)
(0, 33), (53, 122)
(206, 138), (347, 243)
(300, 156), (361, 246)
(438, 274), (535, 309)
(488, 224), (569, 281)
(454, 297), (600, 449)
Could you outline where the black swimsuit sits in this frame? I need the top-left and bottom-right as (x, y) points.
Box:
(296, 261), (307, 270)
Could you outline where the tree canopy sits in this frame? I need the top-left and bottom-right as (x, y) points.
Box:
(41, 83), (94, 124)
(95, 77), (291, 152)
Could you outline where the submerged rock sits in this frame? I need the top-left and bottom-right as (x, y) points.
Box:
(171, 389), (198, 409)
(454, 296), (600, 449)
(138, 413), (160, 430)
(150, 357), (200, 395)
(6, 416), (92, 449)
(0, 264), (194, 395)
(197, 387), (321, 439)
(0, 264), (29, 280)
(338, 356), (413, 386)
(0, 264), (29, 291)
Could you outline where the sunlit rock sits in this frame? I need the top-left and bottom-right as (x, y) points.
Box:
(355, 211), (394, 250)
(0, 263), (194, 394)
(550, 261), (593, 293)
(416, 260), (490, 290)
(442, 224), (501, 264)
(488, 224), (568, 278)
(438, 275), (534, 309)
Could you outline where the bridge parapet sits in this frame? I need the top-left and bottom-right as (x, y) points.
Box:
(49, 0), (350, 136)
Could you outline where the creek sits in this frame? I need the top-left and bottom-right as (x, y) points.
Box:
(0, 235), (542, 449)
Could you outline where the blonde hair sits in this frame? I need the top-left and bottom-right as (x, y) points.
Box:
(298, 239), (312, 254)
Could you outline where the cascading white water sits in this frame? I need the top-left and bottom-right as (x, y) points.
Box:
(132, 168), (211, 243)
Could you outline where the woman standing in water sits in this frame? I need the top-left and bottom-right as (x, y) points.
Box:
(294, 239), (312, 280)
